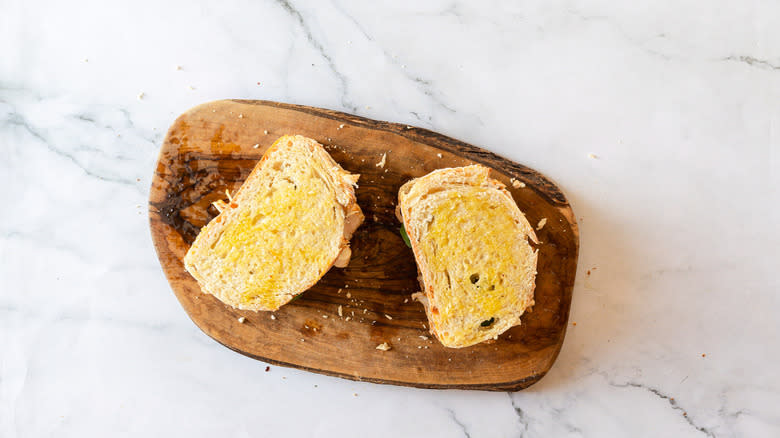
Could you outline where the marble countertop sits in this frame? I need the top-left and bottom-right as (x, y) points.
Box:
(2, 1), (778, 437)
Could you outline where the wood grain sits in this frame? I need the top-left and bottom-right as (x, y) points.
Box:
(149, 100), (579, 391)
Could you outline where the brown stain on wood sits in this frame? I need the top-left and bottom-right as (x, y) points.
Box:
(149, 100), (579, 391)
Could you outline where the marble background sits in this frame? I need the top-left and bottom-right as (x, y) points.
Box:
(1, 1), (778, 437)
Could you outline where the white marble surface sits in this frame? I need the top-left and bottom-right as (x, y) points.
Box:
(1, 0), (778, 436)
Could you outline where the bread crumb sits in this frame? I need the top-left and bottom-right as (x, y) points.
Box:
(702, 353), (706, 357)
(175, 65), (182, 70)
(345, 316), (351, 321)
(536, 218), (547, 230)
(493, 335), (498, 340)
(404, 298), (408, 303)
(338, 305), (343, 317)
(363, 309), (368, 314)
(187, 85), (195, 90)
(338, 124), (345, 129)
(337, 288), (343, 294)
(572, 322), (577, 326)
(346, 292), (351, 298)
(264, 130), (269, 135)
(237, 316), (246, 323)
(417, 346), (422, 349)
(448, 358), (452, 361)
(238, 114), (243, 119)
(137, 92), (145, 100)
(353, 393), (358, 397)
(424, 346), (429, 349)
(300, 339), (304, 342)
(376, 152), (387, 168)
(588, 153), (598, 159)
(252, 144), (260, 149)
(322, 315), (328, 319)
(351, 311), (355, 316)
(384, 314), (393, 320)
(511, 178), (526, 188)
(271, 314), (276, 320)
(437, 153), (442, 158)
(419, 335), (429, 340)
(376, 342), (392, 351)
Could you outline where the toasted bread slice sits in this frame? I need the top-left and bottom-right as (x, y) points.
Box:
(184, 135), (364, 311)
(398, 165), (538, 348)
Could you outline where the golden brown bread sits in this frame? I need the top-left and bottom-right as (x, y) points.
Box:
(183, 135), (363, 311)
(398, 165), (538, 348)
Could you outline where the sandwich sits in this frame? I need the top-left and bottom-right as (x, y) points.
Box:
(183, 134), (364, 311)
(397, 165), (538, 348)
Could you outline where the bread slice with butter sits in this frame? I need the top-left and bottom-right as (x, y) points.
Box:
(398, 165), (538, 348)
(184, 135), (364, 311)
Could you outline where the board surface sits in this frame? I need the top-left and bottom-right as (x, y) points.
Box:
(149, 99), (579, 391)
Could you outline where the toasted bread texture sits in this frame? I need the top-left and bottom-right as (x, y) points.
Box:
(184, 135), (364, 311)
(398, 165), (538, 348)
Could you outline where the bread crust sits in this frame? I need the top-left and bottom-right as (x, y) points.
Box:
(183, 135), (363, 311)
(398, 165), (538, 348)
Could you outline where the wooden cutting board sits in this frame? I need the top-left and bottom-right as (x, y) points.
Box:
(149, 100), (578, 391)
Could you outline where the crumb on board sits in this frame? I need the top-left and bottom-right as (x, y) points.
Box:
(404, 298), (408, 303)
(322, 315), (328, 319)
(376, 152), (387, 168)
(337, 288), (343, 294)
(419, 335), (429, 341)
(253, 144), (260, 149)
(536, 218), (547, 230)
(437, 153), (442, 158)
(237, 316), (246, 323)
(338, 305), (343, 317)
(338, 124), (345, 129)
(264, 130), (269, 135)
(271, 314), (276, 320)
(511, 178), (526, 188)
(345, 316), (351, 321)
(376, 342), (392, 351)
(238, 114), (243, 119)
(384, 314), (393, 320)
(572, 322), (577, 326)
(346, 292), (351, 298)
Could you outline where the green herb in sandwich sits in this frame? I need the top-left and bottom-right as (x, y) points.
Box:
(399, 225), (412, 248)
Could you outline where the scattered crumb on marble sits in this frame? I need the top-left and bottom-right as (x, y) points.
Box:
(137, 92), (145, 100)
(588, 153), (598, 159)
